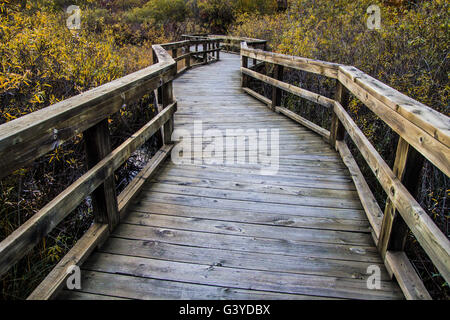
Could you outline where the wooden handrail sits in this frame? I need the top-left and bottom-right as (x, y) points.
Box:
(0, 37), (221, 299)
(0, 51), (175, 179)
(239, 39), (449, 300)
(2, 33), (446, 300)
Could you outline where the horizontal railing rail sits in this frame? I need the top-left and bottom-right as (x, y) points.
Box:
(0, 38), (221, 299)
(1, 32), (448, 300)
(239, 40), (450, 300)
(183, 34), (267, 53)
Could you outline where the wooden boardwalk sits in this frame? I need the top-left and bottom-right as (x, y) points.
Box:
(59, 53), (403, 300)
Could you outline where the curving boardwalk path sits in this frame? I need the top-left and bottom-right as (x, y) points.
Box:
(59, 53), (403, 300)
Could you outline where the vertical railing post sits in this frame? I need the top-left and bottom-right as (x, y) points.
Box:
(216, 40), (220, 61)
(379, 138), (424, 258)
(84, 119), (119, 231)
(203, 41), (207, 64)
(330, 81), (349, 148)
(172, 47), (178, 72)
(151, 48), (165, 148)
(241, 50), (248, 88)
(152, 47), (163, 106)
(172, 47), (177, 59)
(271, 64), (284, 111)
(160, 79), (175, 145)
(185, 43), (191, 69)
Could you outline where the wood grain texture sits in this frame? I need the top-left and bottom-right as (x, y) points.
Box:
(336, 141), (383, 243)
(242, 67), (335, 109)
(60, 52), (402, 300)
(0, 102), (176, 277)
(0, 47), (176, 179)
(338, 67), (449, 177)
(334, 100), (450, 284)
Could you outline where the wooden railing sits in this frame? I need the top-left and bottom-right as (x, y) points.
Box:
(239, 41), (450, 300)
(0, 39), (220, 299)
(182, 34), (267, 53)
(163, 38), (221, 68)
(1, 33), (448, 300)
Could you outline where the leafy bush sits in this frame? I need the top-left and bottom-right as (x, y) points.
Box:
(0, 3), (124, 124)
(198, 0), (235, 34)
(125, 0), (189, 25)
(234, 0), (277, 14)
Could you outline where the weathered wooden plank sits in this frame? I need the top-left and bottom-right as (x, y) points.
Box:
(242, 87), (272, 106)
(0, 102), (176, 277)
(0, 48), (176, 178)
(84, 119), (119, 230)
(142, 182), (363, 210)
(242, 67), (334, 108)
(330, 81), (348, 148)
(130, 203), (369, 232)
(27, 223), (109, 300)
(385, 251), (431, 300)
(101, 237), (388, 280)
(123, 211), (371, 246)
(339, 66), (450, 149)
(336, 141), (383, 243)
(241, 47), (341, 78)
(138, 192), (366, 222)
(162, 162), (349, 182)
(275, 106), (330, 139)
(28, 144), (173, 300)
(160, 40), (190, 51)
(112, 223), (381, 263)
(83, 253), (403, 299)
(155, 165), (356, 191)
(174, 149), (343, 162)
(150, 173), (357, 199)
(379, 137), (424, 256)
(334, 101), (450, 283)
(338, 67), (450, 177)
(65, 270), (331, 300)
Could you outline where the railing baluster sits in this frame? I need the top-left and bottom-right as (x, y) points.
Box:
(330, 81), (349, 148)
(161, 80), (175, 145)
(379, 137), (425, 257)
(216, 40), (220, 61)
(271, 64), (283, 111)
(84, 119), (119, 230)
(185, 43), (191, 69)
(172, 47), (178, 60)
(241, 53), (248, 88)
(203, 41), (207, 64)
